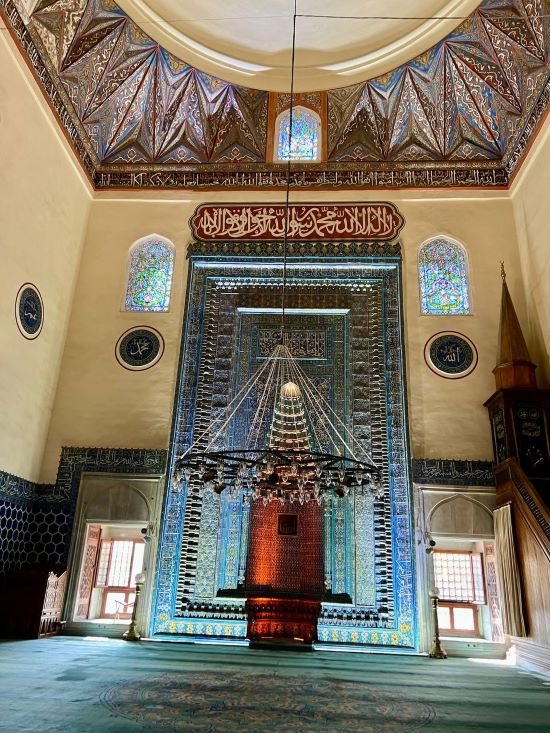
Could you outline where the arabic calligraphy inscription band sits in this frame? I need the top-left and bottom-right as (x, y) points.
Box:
(115, 327), (165, 371)
(424, 332), (478, 379)
(15, 283), (43, 340)
(191, 203), (404, 242)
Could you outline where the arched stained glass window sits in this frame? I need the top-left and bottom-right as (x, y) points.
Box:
(275, 106), (321, 162)
(418, 237), (471, 315)
(124, 235), (174, 312)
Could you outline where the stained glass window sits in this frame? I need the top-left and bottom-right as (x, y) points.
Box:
(418, 238), (471, 315)
(124, 236), (174, 312)
(276, 106), (320, 161)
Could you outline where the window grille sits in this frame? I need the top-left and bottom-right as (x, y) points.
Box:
(433, 551), (485, 604)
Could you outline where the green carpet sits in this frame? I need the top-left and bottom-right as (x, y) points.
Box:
(0, 637), (548, 732)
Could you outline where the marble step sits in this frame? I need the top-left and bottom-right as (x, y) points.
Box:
(441, 637), (508, 659)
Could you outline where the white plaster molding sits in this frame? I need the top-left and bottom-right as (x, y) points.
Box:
(116, 0), (480, 92)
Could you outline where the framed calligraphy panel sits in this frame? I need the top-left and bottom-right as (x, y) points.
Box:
(190, 203), (404, 242)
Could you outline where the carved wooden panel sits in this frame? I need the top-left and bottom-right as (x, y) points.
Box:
(514, 511), (550, 646)
(74, 524), (101, 621)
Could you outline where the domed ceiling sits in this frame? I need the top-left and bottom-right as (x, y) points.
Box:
(115, 0), (481, 91)
(2, 0), (549, 189)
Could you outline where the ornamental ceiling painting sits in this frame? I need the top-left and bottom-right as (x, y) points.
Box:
(2, 0), (549, 188)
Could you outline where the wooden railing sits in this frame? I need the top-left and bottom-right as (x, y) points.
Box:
(0, 565), (67, 638)
(495, 459), (550, 648)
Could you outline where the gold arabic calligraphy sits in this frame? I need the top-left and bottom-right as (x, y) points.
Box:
(258, 330), (326, 358)
(193, 204), (402, 241)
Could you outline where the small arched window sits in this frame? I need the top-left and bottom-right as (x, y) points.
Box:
(418, 237), (471, 315)
(275, 106), (321, 162)
(124, 235), (174, 312)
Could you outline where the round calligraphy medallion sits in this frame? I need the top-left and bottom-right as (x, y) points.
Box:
(15, 283), (44, 339)
(116, 327), (164, 371)
(424, 331), (477, 379)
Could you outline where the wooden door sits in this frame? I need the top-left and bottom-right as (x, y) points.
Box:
(74, 524), (101, 620)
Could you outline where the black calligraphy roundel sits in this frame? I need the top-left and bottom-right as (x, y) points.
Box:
(116, 327), (164, 371)
(424, 331), (478, 379)
(15, 283), (44, 339)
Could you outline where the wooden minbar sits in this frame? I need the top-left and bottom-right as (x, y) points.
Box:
(485, 266), (550, 502)
(245, 499), (324, 648)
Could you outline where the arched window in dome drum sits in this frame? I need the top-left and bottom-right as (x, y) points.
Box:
(418, 237), (471, 315)
(124, 235), (174, 312)
(275, 106), (321, 162)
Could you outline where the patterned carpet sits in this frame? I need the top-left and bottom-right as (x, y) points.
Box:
(101, 671), (435, 732)
(0, 637), (548, 733)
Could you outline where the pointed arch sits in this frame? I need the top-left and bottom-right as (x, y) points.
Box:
(427, 494), (494, 529)
(418, 235), (471, 315)
(123, 234), (175, 312)
(275, 105), (321, 162)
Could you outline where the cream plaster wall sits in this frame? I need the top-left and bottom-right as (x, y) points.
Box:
(399, 195), (524, 461)
(512, 118), (550, 387)
(40, 199), (191, 480)
(42, 189), (525, 480)
(0, 33), (90, 481)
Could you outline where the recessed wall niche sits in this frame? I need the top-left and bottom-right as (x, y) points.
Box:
(152, 241), (417, 649)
